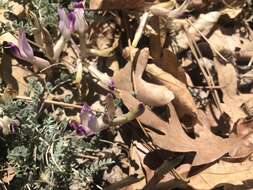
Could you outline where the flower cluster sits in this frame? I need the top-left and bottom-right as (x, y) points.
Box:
(58, 1), (88, 38)
(6, 29), (50, 71)
(8, 29), (34, 62)
(69, 103), (98, 136)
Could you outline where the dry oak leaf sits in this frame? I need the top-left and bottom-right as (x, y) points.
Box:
(215, 62), (238, 101)
(149, 46), (187, 83)
(208, 26), (253, 62)
(208, 28), (245, 54)
(113, 48), (174, 106)
(171, 11), (222, 53)
(189, 159), (253, 190)
(193, 0), (245, 8)
(213, 58), (249, 123)
(149, 0), (190, 17)
(124, 141), (148, 190)
(222, 7), (243, 19)
(227, 118), (253, 161)
(145, 63), (198, 123)
(149, 16), (162, 62)
(0, 33), (17, 45)
(120, 91), (239, 166)
(236, 39), (253, 59)
(174, 8), (242, 53)
(158, 49), (187, 84)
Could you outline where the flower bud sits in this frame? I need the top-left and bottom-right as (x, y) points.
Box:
(58, 8), (76, 38)
(73, 2), (88, 34)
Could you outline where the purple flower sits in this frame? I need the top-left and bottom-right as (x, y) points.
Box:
(69, 103), (98, 136)
(73, 1), (84, 9)
(73, 1), (88, 34)
(7, 29), (34, 62)
(80, 103), (98, 135)
(10, 120), (20, 134)
(6, 29), (50, 71)
(68, 121), (88, 136)
(58, 2), (88, 37)
(58, 8), (76, 38)
(76, 124), (87, 136)
(80, 103), (92, 115)
(108, 80), (115, 91)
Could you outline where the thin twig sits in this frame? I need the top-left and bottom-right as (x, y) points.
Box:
(132, 12), (149, 48)
(0, 93), (82, 109)
(186, 19), (228, 63)
(189, 85), (222, 89)
(74, 153), (98, 160)
(183, 26), (223, 113)
(190, 36), (222, 112)
(50, 135), (63, 172)
(122, 11), (137, 95)
(143, 156), (184, 190)
(39, 63), (73, 73)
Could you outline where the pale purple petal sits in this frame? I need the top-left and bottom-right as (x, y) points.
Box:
(68, 12), (76, 33)
(80, 103), (98, 135)
(58, 8), (72, 38)
(5, 43), (22, 59)
(58, 9), (67, 31)
(87, 114), (97, 134)
(73, 7), (88, 34)
(76, 124), (87, 136)
(74, 1), (84, 8)
(80, 104), (92, 126)
(18, 29), (34, 61)
(80, 103), (92, 116)
(68, 121), (89, 136)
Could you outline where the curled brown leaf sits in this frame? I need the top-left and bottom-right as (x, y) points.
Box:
(120, 91), (239, 166)
(134, 48), (175, 106)
(145, 63), (197, 122)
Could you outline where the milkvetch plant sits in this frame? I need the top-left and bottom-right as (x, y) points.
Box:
(0, 77), (115, 190)
(7, 29), (50, 72)
(0, 0), (144, 189)
(54, 1), (89, 60)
